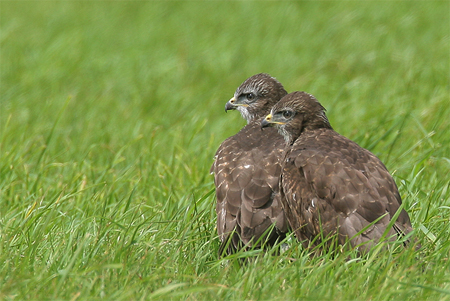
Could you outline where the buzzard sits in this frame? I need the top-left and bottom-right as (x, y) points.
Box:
(211, 73), (289, 255)
(261, 91), (414, 252)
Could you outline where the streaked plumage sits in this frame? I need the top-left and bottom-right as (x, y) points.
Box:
(211, 74), (289, 255)
(261, 91), (414, 252)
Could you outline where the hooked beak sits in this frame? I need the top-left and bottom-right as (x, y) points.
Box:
(225, 97), (236, 112)
(261, 114), (273, 128)
(225, 96), (249, 112)
(261, 113), (284, 129)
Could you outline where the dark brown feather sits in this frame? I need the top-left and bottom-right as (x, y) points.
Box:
(212, 122), (288, 254)
(211, 74), (288, 255)
(264, 91), (415, 252)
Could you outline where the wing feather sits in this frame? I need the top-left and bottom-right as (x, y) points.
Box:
(212, 122), (288, 253)
(282, 128), (414, 251)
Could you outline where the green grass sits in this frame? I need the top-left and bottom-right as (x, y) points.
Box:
(1, 1), (449, 300)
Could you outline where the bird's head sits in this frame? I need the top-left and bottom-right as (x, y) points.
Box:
(225, 73), (287, 124)
(261, 91), (332, 144)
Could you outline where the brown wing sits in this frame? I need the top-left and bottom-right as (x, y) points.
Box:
(211, 122), (288, 254)
(282, 128), (413, 251)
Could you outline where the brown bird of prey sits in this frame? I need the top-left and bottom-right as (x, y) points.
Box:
(211, 73), (289, 255)
(261, 91), (414, 252)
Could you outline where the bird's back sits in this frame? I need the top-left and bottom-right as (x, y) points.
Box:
(282, 127), (413, 250)
(211, 121), (288, 254)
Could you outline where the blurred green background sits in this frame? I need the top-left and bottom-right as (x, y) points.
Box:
(1, 1), (449, 300)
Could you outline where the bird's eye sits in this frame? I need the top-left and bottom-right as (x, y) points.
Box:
(247, 93), (255, 101)
(282, 110), (293, 118)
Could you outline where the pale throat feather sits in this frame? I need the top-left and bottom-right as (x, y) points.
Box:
(279, 126), (292, 144)
(237, 106), (256, 124)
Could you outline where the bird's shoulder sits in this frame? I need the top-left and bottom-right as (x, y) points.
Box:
(211, 121), (285, 173)
(287, 128), (382, 171)
(283, 128), (403, 218)
(233, 121), (285, 151)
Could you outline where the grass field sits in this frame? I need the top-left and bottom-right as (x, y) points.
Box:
(1, 1), (449, 300)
